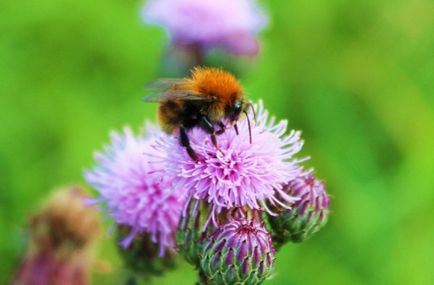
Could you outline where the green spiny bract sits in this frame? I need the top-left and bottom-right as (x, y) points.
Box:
(268, 172), (329, 246)
(199, 215), (275, 285)
(176, 199), (215, 267)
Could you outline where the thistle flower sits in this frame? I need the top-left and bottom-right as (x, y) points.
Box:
(14, 186), (100, 285)
(268, 171), (330, 245)
(142, 0), (268, 57)
(200, 213), (275, 285)
(154, 101), (304, 225)
(84, 126), (183, 256)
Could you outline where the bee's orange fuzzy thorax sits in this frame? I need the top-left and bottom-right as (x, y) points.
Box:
(189, 67), (243, 104)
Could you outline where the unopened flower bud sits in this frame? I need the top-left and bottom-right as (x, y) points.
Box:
(176, 198), (215, 267)
(269, 172), (330, 245)
(13, 186), (100, 285)
(200, 215), (275, 285)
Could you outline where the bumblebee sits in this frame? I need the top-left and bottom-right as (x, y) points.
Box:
(143, 67), (254, 161)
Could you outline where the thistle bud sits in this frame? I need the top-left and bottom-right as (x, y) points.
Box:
(176, 198), (215, 267)
(269, 172), (330, 245)
(200, 215), (275, 285)
(13, 186), (100, 285)
(117, 226), (176, 280)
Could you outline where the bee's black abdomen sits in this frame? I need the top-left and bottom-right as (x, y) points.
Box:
(181, 103), (202, 129)
(159, 100), (181, 132)
(158, 100), (204, 132)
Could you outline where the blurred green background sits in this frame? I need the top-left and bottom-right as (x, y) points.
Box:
(1, 0), (433, 284)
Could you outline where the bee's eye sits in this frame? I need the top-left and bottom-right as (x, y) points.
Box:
(228, 101), (243, 121)
(234, 101), (242, 112)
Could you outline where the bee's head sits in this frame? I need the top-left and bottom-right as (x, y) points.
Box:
(226, 99), (245, 123)
(226, 98), (255, 144)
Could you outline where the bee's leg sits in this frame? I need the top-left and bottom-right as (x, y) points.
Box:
(200, 116), (218, 148)
(234, 123), (239, 135)
(180, 126), (199, 162)
(216, 121), (225, 135)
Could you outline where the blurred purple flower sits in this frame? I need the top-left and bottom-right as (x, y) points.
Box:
(153, 101), (305, 225)
(84, 125), (182, 256)
(13, 186), (100, 285)
(142, 0), (268, 56)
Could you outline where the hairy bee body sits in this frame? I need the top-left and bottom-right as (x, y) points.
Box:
(158, 99), (203, 133)
(144, 67), (252, 160)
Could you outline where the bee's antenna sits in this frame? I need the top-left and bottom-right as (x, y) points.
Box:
(247, 102), (257, 124)
(234, 123), (239, 135)
(244, 110), (252, 144)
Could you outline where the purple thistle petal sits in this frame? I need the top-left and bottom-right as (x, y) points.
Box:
(84, 125), (184, 256)
(119, 228), (137, 249)
(155, 101), (304, 223)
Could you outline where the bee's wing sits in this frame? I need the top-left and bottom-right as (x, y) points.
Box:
(142, 79), (217, 102)
(145, 78), (184, 91)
